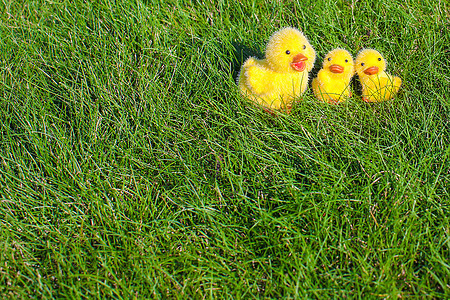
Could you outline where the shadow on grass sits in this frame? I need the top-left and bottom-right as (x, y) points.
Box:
(230, 42), (263, 83)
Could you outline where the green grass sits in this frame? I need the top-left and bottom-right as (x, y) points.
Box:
(1, 0), (449, 298)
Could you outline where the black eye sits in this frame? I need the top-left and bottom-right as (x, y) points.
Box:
(327, 57), (331, 61)
(361, 63), (365, 66)
(303, 45), (306, 50)
(378, 57), (382, 61)
(345, 59), (348, 63)
(285, 50), (290, 54)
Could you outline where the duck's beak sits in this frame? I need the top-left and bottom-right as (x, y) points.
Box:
(291, 53), (307, 72)
(329, 64), (344, 74)
(363, 66), (379, 75)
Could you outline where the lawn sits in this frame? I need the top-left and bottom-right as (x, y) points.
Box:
(0, 0), (449, 298)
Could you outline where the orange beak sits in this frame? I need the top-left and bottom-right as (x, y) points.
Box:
(291, 53), (308, 72)
(329, 64), (344, 74)
(363, 66), (379, 75)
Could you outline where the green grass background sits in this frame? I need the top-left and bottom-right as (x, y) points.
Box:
(1, 0), (449, 298)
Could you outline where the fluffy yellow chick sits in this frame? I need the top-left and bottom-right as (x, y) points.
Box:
(312, 48), (354, 104)
(355, 49), (402, 102)
(237, 27), (316, 111)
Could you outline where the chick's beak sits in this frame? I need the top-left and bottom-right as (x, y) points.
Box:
(363, 66), (379, 75)
(329, 64), (344, 74)
(291, 53), (307, 72)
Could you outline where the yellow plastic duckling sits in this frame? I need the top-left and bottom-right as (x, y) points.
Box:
(312, 48), (354, 104)
(237, 27), (316, 111)
(355, 49), (402, 102)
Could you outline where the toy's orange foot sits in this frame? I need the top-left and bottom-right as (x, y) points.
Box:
(285, 104), (292, 114)
(325, 98), (340, 105)
(263, 107), (277, 116)
(362, 97), (371, 103)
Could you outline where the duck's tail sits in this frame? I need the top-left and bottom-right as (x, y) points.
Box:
(393, 76), (402, 94)
(237, 57), (258, 87)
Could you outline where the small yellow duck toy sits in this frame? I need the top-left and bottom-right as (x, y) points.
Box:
(237, 27), (316, 111)
(355, 49), (402, 102)
(312, 48), (354, 104)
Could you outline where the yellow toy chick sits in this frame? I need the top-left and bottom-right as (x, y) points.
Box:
(237, 27), (316, 111)
(355, 49), (402, 102)
(312, 48), (354, 104)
